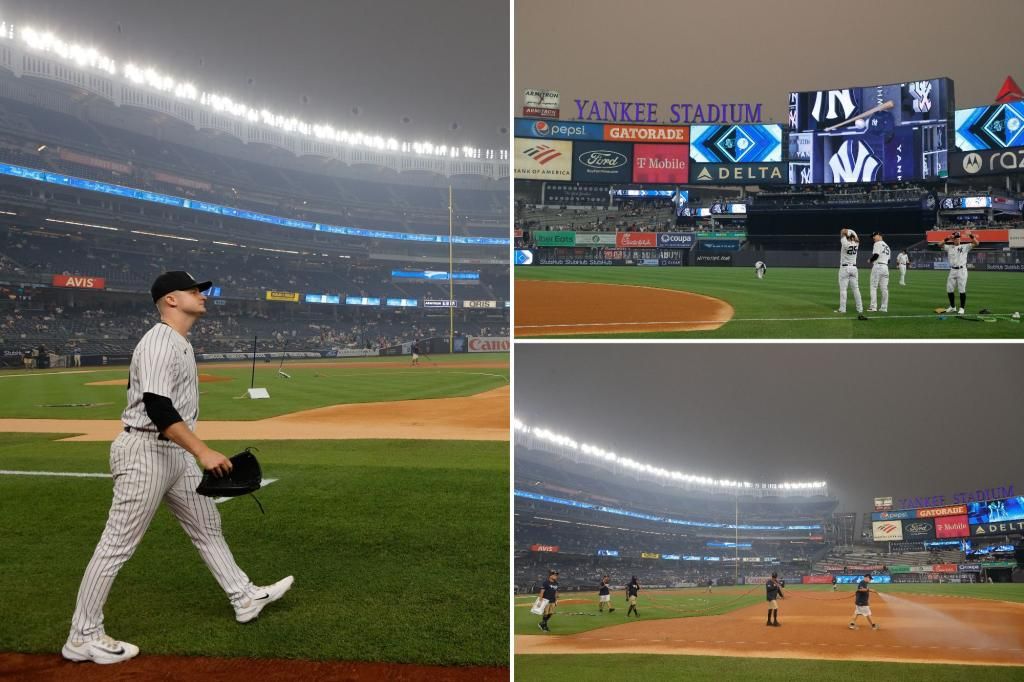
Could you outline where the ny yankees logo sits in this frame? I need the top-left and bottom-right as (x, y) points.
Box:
(909, 81), (932, 113)
(829, 140), (881, 182)
(812, 90), (856, 124)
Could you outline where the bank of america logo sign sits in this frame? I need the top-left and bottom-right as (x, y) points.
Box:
(522, 144), (562, 165)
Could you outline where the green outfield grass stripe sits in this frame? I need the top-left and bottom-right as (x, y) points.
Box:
(0, 469), (110, 477)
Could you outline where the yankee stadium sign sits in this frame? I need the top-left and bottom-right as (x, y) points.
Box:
(574, 99), (764, 124)
(895, 484), (1015, 510)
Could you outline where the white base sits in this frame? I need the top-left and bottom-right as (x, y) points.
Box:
(247, 387), (270, 399)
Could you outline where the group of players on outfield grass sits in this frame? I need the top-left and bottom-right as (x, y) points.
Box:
(534, 570), (882, 633)
(754, 228), (980, 319)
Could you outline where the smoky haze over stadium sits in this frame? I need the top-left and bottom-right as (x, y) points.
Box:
(515, 344), (1023, 513)
(516, 0), (1024, 117)
(7, 0), (509, 146)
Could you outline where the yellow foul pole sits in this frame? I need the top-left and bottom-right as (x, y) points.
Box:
(449, 185), (454, 352)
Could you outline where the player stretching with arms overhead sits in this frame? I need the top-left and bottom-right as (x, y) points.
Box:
(868, 232), (891, 313)
(940, 231), (979, 315)
(835, 229), (867, 320)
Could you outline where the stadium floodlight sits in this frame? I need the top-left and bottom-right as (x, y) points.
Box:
(518, 422), (829, 495)
(21, 27), (117, 75)
(12, 22), (503, 159)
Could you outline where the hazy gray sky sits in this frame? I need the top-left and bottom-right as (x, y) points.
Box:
(515, 0), (1024, 122)
(6, 0), (509, 146)
(515, 344), (1023, 512)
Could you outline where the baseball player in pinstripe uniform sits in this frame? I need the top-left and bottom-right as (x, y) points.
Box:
(940, 231), (979, 315)
(63, 272), (293, 665)
(835, 228), (867, 319)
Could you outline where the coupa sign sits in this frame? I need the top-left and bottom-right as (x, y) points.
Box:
(657, 232), (695, 249)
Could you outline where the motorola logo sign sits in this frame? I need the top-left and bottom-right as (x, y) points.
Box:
(957, 149), (1024, 175)
(577, 149), (628, 170)
(963, 153), (982, 174)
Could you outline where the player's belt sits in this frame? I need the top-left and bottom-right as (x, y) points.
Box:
(950, 265), (964, 269)
(124, 425), (169, 441)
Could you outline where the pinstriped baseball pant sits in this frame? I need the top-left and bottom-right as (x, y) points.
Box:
(69, 431), (254, 640)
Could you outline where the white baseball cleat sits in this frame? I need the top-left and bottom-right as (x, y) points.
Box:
(944, 307), (956, 313)
(834, 309), (846, 314)
(867, 307), (877, 312)
(235, 575), (294, 623)
(62, 635), (139, 664)
(848, 623), (857, 630)
(957, 308), (965, 315)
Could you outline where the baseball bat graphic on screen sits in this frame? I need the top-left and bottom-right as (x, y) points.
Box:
(824, 100), (894, 131)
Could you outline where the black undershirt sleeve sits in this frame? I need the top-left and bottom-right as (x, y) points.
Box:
(142, 392), (184, 431)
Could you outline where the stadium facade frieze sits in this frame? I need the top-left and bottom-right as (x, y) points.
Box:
(572, 100), (763, 125)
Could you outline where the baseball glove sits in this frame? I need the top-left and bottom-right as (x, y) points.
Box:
(196, 447), (262, 498)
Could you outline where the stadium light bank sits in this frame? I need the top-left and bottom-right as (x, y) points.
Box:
(6, 21), (506, 161)
(514, 420), (829, 498)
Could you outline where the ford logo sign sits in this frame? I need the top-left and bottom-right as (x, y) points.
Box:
(578, 150), (627, 169)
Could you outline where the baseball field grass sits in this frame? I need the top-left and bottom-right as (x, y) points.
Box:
(515, 584), (1024, 679)
(514, 654), (1016, 681)
(515, 266), (1024, 338)
(0, 432), (508, 666)
(513, 584), (1024, 636)
(0, 353), (510, 668)
(0, 353), (509, 420)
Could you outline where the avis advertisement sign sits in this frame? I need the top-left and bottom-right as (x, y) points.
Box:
(616, 232), (658, 248)
(530, 544), (559, 552)
(468, 337), (509, 352)
(632, 144), (690, 183)
(872, 520), (904, 541)
(52, 275), (105, 289)
(514, 138), (572, 180)
(572, 141), (632, 182)
(934, 515), (971, 539)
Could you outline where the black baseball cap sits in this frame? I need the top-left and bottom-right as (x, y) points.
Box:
(151, 271), (213, 303)
(952, 231), (961, 238)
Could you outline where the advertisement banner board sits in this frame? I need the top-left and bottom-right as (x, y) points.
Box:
(935, 515), (971, 539)
(872, 520), (904, 541)
(572, 141), (633, 183)
(515, 138), (572, 180)
(632, 144), (690, 183)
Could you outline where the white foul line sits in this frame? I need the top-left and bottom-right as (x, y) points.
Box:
(516, 313), (1014, 330)
(0, 470), (279, 504)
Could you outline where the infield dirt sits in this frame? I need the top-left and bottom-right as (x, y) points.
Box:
(516, 590), (1024, 667)
(514, 280), (732, 336)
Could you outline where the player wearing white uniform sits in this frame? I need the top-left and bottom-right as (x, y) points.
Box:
(63, 272), (293, 665)
(940, 231), (979, 315)
(754, 261), (767, 279)
(896, 251), (910, 286)
(835, 229), (866, 319)
(867, 233), (891, 313)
